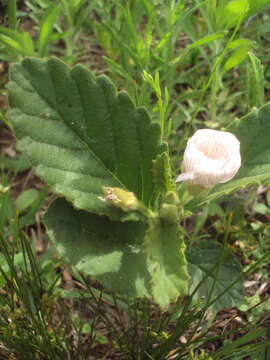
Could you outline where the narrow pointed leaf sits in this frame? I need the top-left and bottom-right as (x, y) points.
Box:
(152, 149), (175, 196)
(246, 52), (264, 109)
(38, 4), (60, 57)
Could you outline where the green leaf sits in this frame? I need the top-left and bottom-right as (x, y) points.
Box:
(94, 22), (117, 59)
(7, 0), (17, 30)
(16, 188), (39, 212)
(233, 104), (270, 177)
(227, 38), (253, 49)
(44, 198), (189, 307)
(246, 52), (264, 109)
(187, 103), (270, 209)
(0, 253), (24, 288)
(219, 0), (249, 29)
(0, 154), (31, 172)
(0, 27), (34, 56)
(152, 149), (175, 197)
(19, 186), (48, 228)
(248, 0), (270, 16)
(217, 0), (270, 30)
(187, 241), (244, 312)
(8, 57), (162, 219)
(38, 4), (60, 57)
(145, 216), (189, 308)
(44, 198), (151, 298)
(225, 0), (249, 14)
(187, 31), (228, 49)
(210, 328), (267, 359)
(102, 56), (132, 80)
(222, 45), (251, 74)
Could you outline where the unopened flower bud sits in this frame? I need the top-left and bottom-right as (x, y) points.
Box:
(176, 129), (241, 188)
(159, 204), (178, 224)
(99, 187), (139, 212)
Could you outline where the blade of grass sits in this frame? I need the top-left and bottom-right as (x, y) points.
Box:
(7, 0), (17, 29)
(38, 4), (60, 57)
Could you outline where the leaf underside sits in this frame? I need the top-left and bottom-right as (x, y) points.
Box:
(44, 198), (189, 306)
(8, 57), (162, 219)
(44, 198), (150, 297)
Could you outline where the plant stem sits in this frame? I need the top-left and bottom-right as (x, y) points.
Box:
(7, 0), (17, 29)
(210, 41), (221, 123)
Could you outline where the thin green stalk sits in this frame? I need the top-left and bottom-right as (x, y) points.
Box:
(264, 327), (270, 359)
(191, 13), (244, 124)
(184, 240), (229, 348)
(141, 298), (152, 353)
(7, 0), (17, 30)
(79, 274), (126, 352)
(208, 251), (270, 310)
(209, 45), (220, 123)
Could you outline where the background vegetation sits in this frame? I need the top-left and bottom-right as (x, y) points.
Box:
(0, 0), (270, 359)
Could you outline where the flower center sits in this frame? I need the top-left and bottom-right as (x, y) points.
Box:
(196, 137), (227, 160)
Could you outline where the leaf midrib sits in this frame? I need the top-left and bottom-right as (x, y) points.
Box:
(18, 62), (127, 191)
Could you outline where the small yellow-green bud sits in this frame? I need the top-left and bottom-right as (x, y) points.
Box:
(164, 191), (180, 205)
(99, 187), (139, 212)
(159, 204), (178, 224)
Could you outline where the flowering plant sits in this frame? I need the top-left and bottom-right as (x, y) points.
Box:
(8, 58), (270, 308)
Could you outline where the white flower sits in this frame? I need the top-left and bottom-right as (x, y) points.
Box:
(176, 129), (241, 188)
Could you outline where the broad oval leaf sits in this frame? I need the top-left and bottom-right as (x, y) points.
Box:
(44, 198), (189, 307)
(8, 57), (162, 219)
(44, 198), (151, 297)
